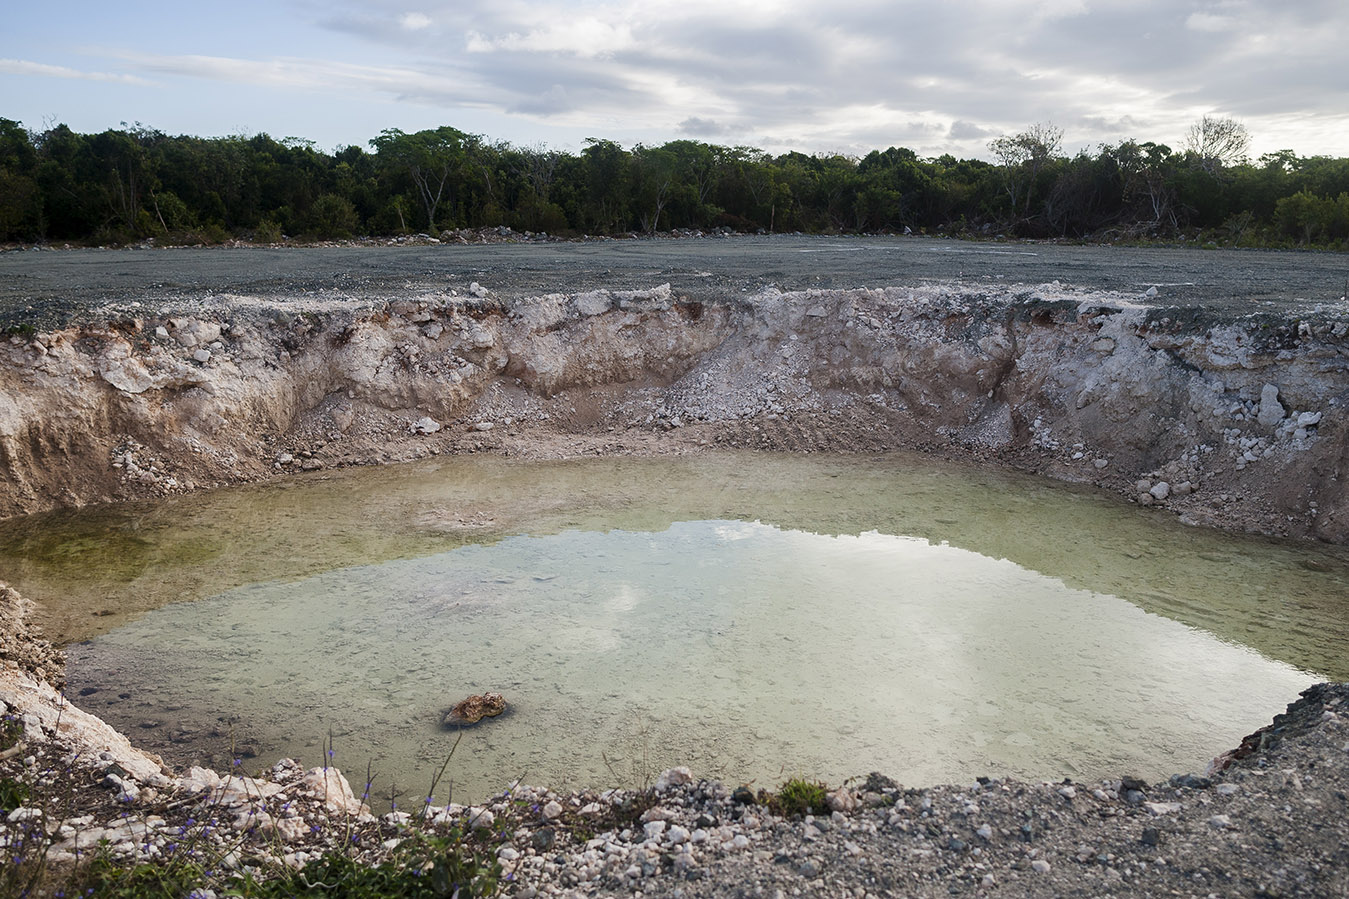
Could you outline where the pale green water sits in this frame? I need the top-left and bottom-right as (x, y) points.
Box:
(4, 452), (1346, 802)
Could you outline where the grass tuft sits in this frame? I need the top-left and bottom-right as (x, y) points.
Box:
(766, 777), (830, 817)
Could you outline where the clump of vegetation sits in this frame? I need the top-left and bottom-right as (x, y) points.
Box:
(69, 830), (503, 899)
(0, 725), (508, 899)
(0, 713), (21, 751)
(767, 777), (830, 817)
(0, 715), (28, 812)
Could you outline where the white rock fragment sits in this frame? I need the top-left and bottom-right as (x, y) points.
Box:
(411, 417), (441, 435)
(1149, 482), (1170, 501)
(574, 290), (612, 316)
(1257, 383), (1286, 428)
(826, 788), (857, 813)
(654, 766), (694, 792)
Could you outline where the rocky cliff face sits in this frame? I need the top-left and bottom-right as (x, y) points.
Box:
(1, 282), (1346, 541)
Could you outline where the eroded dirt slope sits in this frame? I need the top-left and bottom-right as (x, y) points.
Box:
(1, 280), (1347, 541)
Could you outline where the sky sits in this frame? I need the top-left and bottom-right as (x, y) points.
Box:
(3, 0), (1347, 161)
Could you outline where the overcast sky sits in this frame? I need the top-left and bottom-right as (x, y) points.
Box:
(3, 0), (1346, 161)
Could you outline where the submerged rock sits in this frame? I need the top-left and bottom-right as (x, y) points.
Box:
(442, 692), (508, 726)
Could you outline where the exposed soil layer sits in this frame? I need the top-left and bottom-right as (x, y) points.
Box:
(2, 240), (1348, 543)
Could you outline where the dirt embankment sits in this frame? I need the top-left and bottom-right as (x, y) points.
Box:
(2, 281), (1348, 541)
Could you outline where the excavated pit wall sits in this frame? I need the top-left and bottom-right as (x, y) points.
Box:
(1, 282), (1347, 542)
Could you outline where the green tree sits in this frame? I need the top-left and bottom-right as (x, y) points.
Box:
(988, 122), (1064, 221)
(0, 119), (43, 240)
(580, 138), (631, 232)
(370, 126), (468, 230)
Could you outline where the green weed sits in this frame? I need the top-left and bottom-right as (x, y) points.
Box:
(768, 777), (830, 817)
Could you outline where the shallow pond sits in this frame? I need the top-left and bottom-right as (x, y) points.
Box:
(3, 452), (1346, 804)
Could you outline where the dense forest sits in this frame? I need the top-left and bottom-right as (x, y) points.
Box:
(0, 115), (1346, 248)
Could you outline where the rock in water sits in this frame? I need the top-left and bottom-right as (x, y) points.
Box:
(442, 692), (507, 726)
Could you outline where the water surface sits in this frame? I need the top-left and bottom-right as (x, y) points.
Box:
(3, 452), (1344, 802)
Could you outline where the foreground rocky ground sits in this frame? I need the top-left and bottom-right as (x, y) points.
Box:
(2, 582), (1347, 897)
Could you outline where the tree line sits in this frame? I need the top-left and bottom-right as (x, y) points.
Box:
(1, 116), (1346, 248)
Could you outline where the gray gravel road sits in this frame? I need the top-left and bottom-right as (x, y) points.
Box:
(3, 235), (1348, 330)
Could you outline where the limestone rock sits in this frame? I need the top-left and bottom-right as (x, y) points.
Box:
(411, 416), (441, 435)
(574, 290), (613, 316)
(300, 766), (369, 817)
(1297, 411), (1322, 428)
(1257, 383), (1285, 428)
(442, 692), (507, 726)
(826, 788), (858, 813)
(655, 766), (695, 791)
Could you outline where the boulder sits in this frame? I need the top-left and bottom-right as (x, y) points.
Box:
(1257, 383), (1285, 428)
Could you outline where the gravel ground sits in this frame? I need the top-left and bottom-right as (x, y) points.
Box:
(4, 670), (1348, 897)
(4, 234), (1349, 332)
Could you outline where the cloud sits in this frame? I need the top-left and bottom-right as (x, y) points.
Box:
(112, 51), (491, 106)
(1185, 12), (1237, 32)
(948, 120), (995, 141)
(24, 0), (1340, 158)
(291, 0), (1349, 156)
(466, 19), (638, 58)
(0, 58), (152, 85)
(678, 117), (734, 137)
